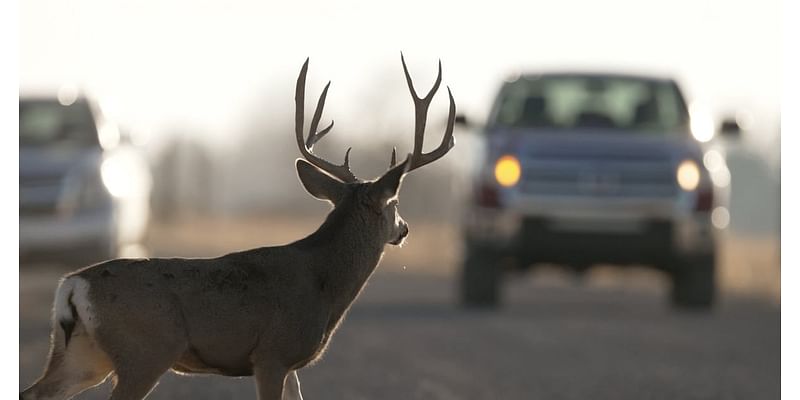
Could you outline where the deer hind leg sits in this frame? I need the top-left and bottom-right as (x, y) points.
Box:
(21, 325), (114, 400)
(103, 340), (186, 400)
(105, 346), (183, 400)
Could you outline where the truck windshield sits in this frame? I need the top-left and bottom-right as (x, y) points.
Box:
(492, 75), (689, 134)
(19, 99), (99, 147)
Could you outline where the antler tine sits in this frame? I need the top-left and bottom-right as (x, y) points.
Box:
(295, 58), (358, 183)
(399, 54), (456, 173)
(306, 81), (334, 148)
(401, 53), (442, 103)
(407, 87), (456, 171)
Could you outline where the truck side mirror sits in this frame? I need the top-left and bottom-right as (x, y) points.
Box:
(719, 117), (742, 139)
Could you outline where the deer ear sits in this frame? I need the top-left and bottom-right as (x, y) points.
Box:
(296, 159), (346, 204)
(368, 155), (411, 206)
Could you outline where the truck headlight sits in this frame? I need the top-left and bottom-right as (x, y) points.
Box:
(676, 159), (700, 191)
(495, 155), (521, 187)
(101, 150), (151, 199)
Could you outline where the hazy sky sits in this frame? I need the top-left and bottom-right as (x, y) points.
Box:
(20, 0), (781, 149)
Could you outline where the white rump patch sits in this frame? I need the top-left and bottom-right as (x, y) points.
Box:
(54, 276), (98, 334)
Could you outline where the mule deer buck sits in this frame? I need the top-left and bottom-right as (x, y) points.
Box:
(21, 54), (456, 400)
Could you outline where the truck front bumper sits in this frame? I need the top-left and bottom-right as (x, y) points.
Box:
(464, 196), (716, 266)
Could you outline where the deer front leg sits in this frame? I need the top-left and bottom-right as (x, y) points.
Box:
(282, 370), (303, 400)
(253, 362), (289, 400)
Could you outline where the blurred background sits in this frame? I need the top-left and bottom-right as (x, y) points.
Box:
(19, 0), (780, 399)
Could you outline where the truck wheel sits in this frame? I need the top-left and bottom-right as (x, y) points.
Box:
(460, 245), (502, 308)
(670, 254), (716, 310)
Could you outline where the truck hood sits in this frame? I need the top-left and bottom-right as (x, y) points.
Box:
(20, 146), (101, 182)
(486, 128), (702, 163)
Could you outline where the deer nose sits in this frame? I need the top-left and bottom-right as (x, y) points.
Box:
(399, 224), (409, 239)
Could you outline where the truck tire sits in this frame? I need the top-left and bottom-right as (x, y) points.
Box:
(670, 253), (716, 310)
(460, 245), (502, 308)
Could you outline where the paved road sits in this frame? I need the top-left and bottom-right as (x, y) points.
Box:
(20, 265), (779, 400)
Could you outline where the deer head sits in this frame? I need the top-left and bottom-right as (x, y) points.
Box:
(294, 54), (456, 246)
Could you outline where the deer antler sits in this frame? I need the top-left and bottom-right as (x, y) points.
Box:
(295, 58), (358, 183)
(389, 53), (456, 171)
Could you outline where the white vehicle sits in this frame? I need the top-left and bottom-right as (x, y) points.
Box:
(19, 93), (151, 266)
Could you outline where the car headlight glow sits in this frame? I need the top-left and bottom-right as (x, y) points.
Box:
(494, 155), (521, 187)
(676, 159), (701, 191)
(101, 151), (151, 198)
(689, 101), (715, 143)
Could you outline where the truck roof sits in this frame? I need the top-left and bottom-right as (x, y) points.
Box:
(509, 71), (676, 84)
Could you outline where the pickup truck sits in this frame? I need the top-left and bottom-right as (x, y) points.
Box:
(460, 72), (734, 309)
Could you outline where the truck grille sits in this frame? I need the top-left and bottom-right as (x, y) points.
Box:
(520, 160), (677, 198)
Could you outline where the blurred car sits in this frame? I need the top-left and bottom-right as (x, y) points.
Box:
(19, 92), (151, 267)
(460, 72), (725, 309)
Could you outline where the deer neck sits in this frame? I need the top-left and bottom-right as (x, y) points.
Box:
(296, 205), (386, 311)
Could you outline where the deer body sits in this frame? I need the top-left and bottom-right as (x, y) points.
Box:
(59, 195), (386, 373)
(21, 55), (455, 400)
